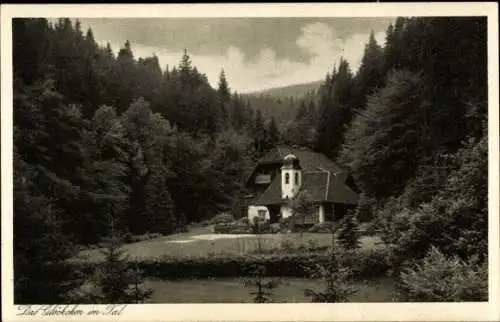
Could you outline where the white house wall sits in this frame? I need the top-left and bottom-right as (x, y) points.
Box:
(247, 205), (270, 222)
(248, 204), (327, 224)
(281, 205), (293, 219)
(319, 204), (325, 223)
(281, 169), (301, 199)
(280, 204), (325, 223)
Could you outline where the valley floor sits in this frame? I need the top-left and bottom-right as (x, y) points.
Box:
(77, 225), (384, 262)
(143, 276), (397, 303)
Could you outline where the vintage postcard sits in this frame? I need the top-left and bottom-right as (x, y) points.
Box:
(1, 2), (499, 322)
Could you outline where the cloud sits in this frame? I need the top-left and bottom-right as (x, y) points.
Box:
(103, 21), (389, 93)
(79, 17), (394, 64)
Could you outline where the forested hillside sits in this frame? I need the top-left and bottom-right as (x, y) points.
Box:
(13, 18), (283, 303)
(240, 94), (310, 125)
(246, 80), (322, 99)
(284, 17), (488, 271)
(242, 80), (321, 123)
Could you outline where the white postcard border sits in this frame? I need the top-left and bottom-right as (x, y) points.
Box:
(1, 3), (499, 322)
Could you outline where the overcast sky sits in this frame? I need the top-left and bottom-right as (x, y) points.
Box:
(77, 18), (394, 93)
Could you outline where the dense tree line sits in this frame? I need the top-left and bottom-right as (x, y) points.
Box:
(285, 17), (488, 270)
(12, 18), (282, 303)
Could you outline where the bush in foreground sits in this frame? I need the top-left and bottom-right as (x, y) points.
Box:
(398, 246), (488, 302)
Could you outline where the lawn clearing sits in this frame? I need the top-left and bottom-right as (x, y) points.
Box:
(77, 226), (384, 263)
(143, 276), (397, 303)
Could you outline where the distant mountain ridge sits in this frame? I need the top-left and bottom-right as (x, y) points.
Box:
(244, 80), (323, 99)
(240, 80), (323, 124)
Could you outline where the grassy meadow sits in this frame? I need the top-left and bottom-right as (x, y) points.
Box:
(76, 225), (384, 263)
(143, 276), (397, 303)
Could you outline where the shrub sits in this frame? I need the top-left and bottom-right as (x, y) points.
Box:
(308, 222), (334, 233)
(238, 217), (250, 226)
(280, 216), (294, 231)
(398, 246), (488, 302)
(194, 219), (212, 227)
(173, 225), (189, 234)
(209, 212), (235, 225)
(378, 132), (487, 271)
(251, 217), (270, 234)
(341, 248), (391, 279)
(126, 233), (164, 244)
(291, 224), (311, 233)
(355, 195), (378, 223)
(270, 223), (285, 233)
(213, 221), (250, 234)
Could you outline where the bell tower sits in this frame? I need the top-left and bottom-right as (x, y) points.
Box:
(281, 154), (302, 199)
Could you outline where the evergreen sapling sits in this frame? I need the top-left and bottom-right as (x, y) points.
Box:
(337, 213), (361, 250)
(242, 218), (280, 303)
(95, 217), (153, 303)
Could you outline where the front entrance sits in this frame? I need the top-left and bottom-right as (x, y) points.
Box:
(267, 205), (281, 223)
(324, 203), (334, 221)
(333, 203), (356, 221)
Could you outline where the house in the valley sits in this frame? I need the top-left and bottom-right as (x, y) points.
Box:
(242, 145), (360, 226)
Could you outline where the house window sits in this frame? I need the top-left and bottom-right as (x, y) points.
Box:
(285, 173), (290, 184)
(295, 172), (299, 185)
(258, 210), (266, 220)
(255, 174), (271, 184)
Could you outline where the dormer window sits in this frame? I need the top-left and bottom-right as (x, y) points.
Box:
(255, 173), (271, 184)
(285, 173), (290, 184)
(295, 172), (299, 184)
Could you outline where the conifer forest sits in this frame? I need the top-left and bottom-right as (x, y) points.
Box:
(11, 16), (489, 304)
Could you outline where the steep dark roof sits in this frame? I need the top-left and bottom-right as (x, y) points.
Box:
(258, 145), (345, 173)
(253, 175), (282, 205)
(254, 170), (359, 206)
(326, 174), (360, 204)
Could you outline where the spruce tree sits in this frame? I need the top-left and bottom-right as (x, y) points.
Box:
(242, 219), (280, 303)
(217, 69), (231, 122)
(304, 264), (357, 302)
(315, 59), (354, 159)
(265, 116), (280, 148)
(295, 101), (308, 120)
(95, 217), (153, 304)
(253, 109), (266, 154)
(303, 215), (357, 302)
(14, 155), (82, 304)
(337, 214), (361, 250)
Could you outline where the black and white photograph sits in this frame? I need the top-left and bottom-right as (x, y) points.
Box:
(1, 3), (499, 322)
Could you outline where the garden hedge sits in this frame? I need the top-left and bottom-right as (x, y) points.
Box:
(74, 248), (390, 280)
